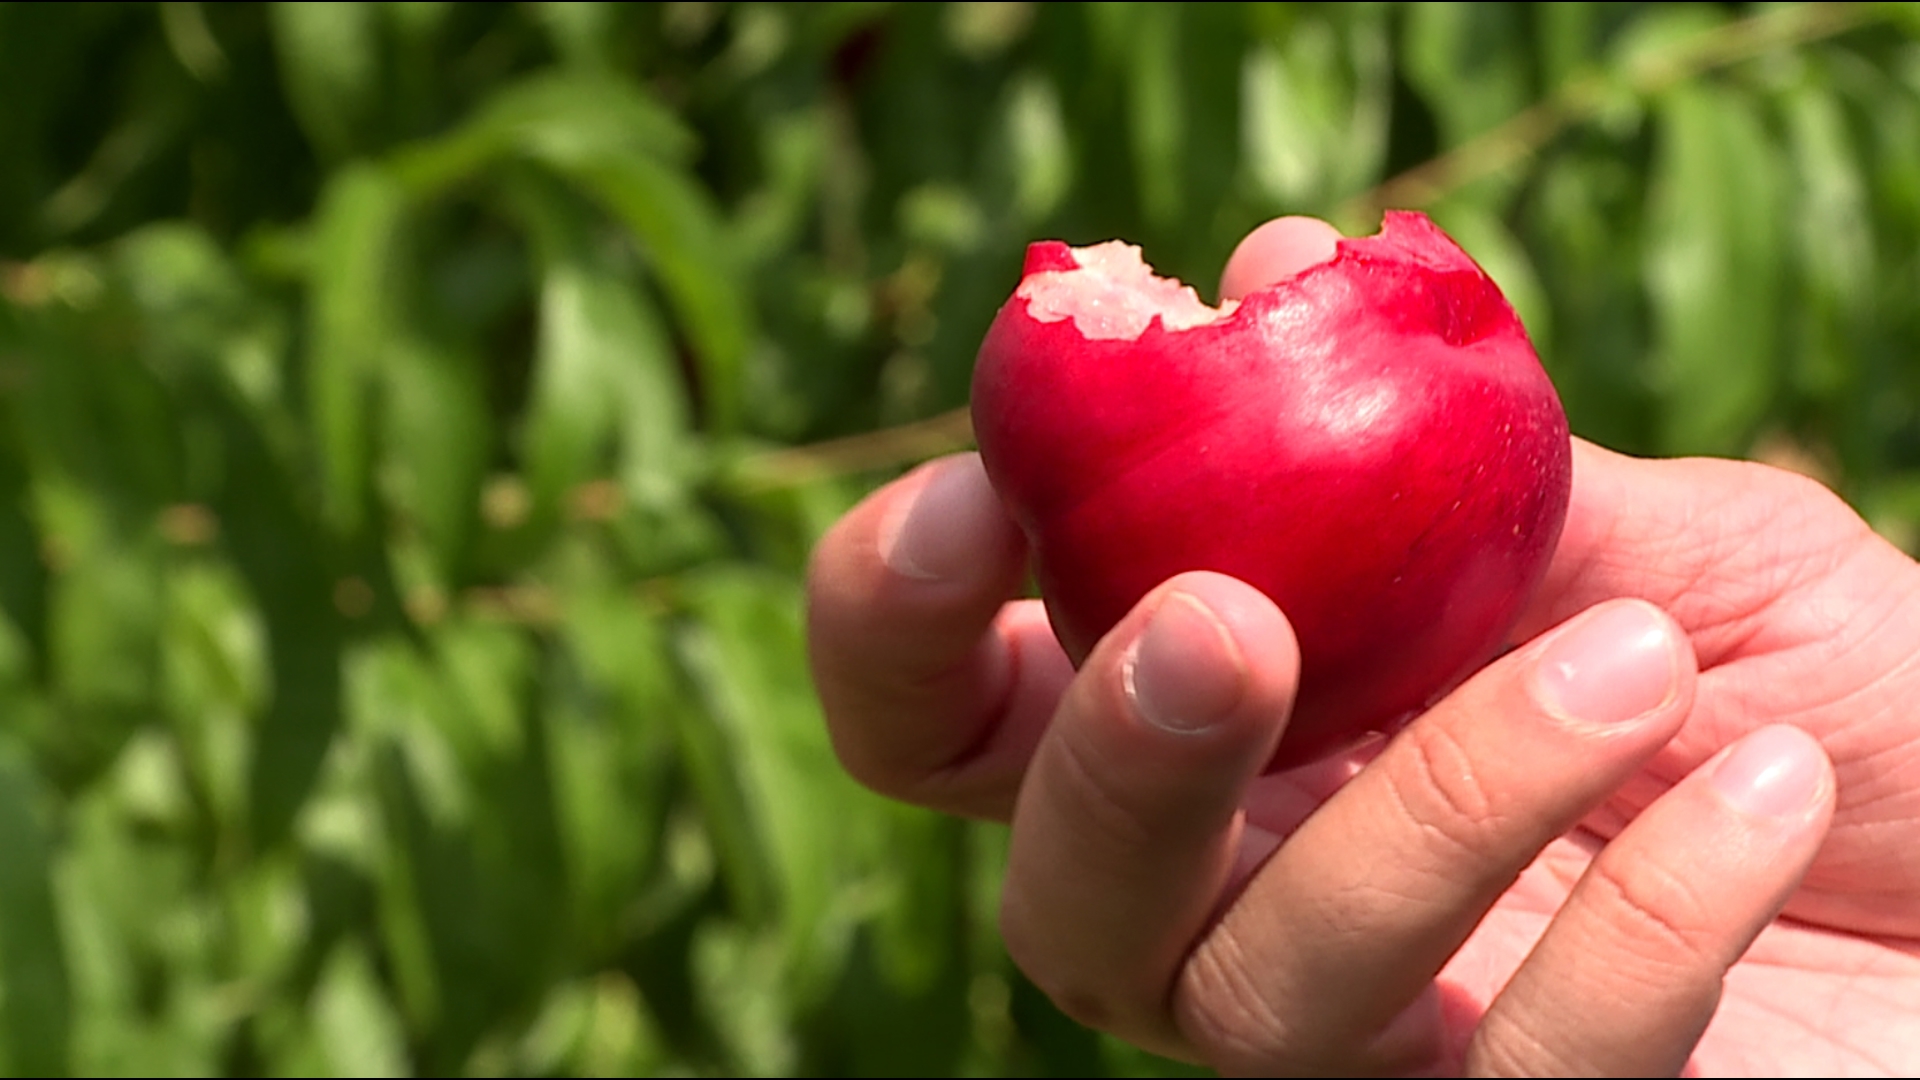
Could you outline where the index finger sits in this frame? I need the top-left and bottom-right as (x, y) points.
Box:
(806, 453), (1074, 819)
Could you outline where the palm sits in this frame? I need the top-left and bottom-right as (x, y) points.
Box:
(1406, 834), (1920, 1076)
(1528, 445), (1920, 937)
(1234, 442), (1920, 1074)
(1448, 443), (1920, 1073)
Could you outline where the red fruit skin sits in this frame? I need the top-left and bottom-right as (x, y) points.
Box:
(971, 211), (1572, 770)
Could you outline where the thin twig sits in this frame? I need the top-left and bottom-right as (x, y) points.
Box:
(1340, 1), (1878, 220)
(728, 406), (975, 491)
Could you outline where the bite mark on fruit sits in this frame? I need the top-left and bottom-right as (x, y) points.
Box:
(972, 211), (1572, 770)
(1016, 240), (1239, 340)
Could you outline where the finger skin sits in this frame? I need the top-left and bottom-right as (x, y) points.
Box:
(1467, 725), (1835, 1077)
(1172, 599), (1699, 1076)
(805, 453), (1072, 819)
(1529, 439), (1920, 937)
(999, 572), (1301, 1060)
(1219, 216), (1344, 300)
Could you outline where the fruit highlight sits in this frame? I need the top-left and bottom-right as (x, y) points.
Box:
(970, 211), (1573, 769)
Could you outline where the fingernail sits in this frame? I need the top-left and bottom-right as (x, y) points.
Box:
(1125, 591), (1247, 734)
(1533, 600), (1679, 727)
(879, 455), (1002, 582)
(1711, 725), (1829, 819)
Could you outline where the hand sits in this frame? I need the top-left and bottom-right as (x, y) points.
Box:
(806, 224), (1920, 1074)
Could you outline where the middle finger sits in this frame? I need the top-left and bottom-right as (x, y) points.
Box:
(1176, 598), (1697, 1075)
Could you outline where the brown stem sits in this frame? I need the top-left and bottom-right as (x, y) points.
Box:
(728, 407), (975, 491)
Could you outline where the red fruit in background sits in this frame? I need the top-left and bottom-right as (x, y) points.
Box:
(970, 211), (1572, 770)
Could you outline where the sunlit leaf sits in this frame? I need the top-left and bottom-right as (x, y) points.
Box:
(307, 164), (407, 539)
(674, 567), (877, 1002)
(379, 338), (489, 585)
(311, 938), (410, 1078)
(161, 560), (264, 836)
(1783, 78), (1873, 404)
(551, 149), (750, 433)
(1644, 83), (1786, 455)
(390, 70), (696, 198)
(1243, 10), (1391, 210)
(270, 1), (383, 161)
(510, 173), (697, 544)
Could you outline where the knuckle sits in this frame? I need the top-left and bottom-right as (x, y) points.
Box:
(1468, 1010), (1585, 1078)
(1382, 718), (1511, 863)
(1581, 849), (1721, 976)
(1175, 923), (1302, 1070)
(1046, 722), (1163, 858)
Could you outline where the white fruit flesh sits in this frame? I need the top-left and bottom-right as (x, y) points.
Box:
(1016, 241), (1237, 341)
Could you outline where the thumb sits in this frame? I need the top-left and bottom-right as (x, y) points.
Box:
(1218, 216), (1344, 301)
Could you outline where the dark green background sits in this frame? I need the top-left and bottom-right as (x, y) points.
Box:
(0, 2), (1912, 1074)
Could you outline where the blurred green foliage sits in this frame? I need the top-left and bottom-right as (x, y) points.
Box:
(0, 1), (1916, 1075)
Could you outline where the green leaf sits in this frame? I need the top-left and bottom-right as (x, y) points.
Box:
(354, 625), (568, 1073)
(1536, 1), (1606, 91)
(161, 560), (266, 841)
(511, 975), (667, 1076)
(0, 417), (45, 687)
(673, 567), (876, 1002)
(310, 939), (411, 1078)
(379, 338), (489, 585)
(1783, 79), (1873, 404)
(1644, 83), (1787, 455)
(1085, 2), (1184, 227)
(1242, 8), (1391, 211)
(15, 286), (182, 531)
(550, 149), (750, 433)
(534, 3), (626, 71)
(688, 922), (795, 1076)
(397, 72), (746, 431)
(199, 387), (343, 850)
(308, 164), (407, 540)
(1606, 4), (1728, 86)
(43, 515), (162, 783)
(549, 590), (677, 946)
(523, 262), (619, 525)
(390, 70), (696, 200)
(509, 173), (697, 544)
(0, 740), (68, 1076)
(269, 1), (383, 161)
(546, 264), (688, 511)
(1401, 2), (1534, 145)
(1002, 73), (1073, 223)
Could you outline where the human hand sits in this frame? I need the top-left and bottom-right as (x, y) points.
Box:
(806, 223), (1920, 1075)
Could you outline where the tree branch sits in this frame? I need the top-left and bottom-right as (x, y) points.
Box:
(1339, 1), (1878, 220)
